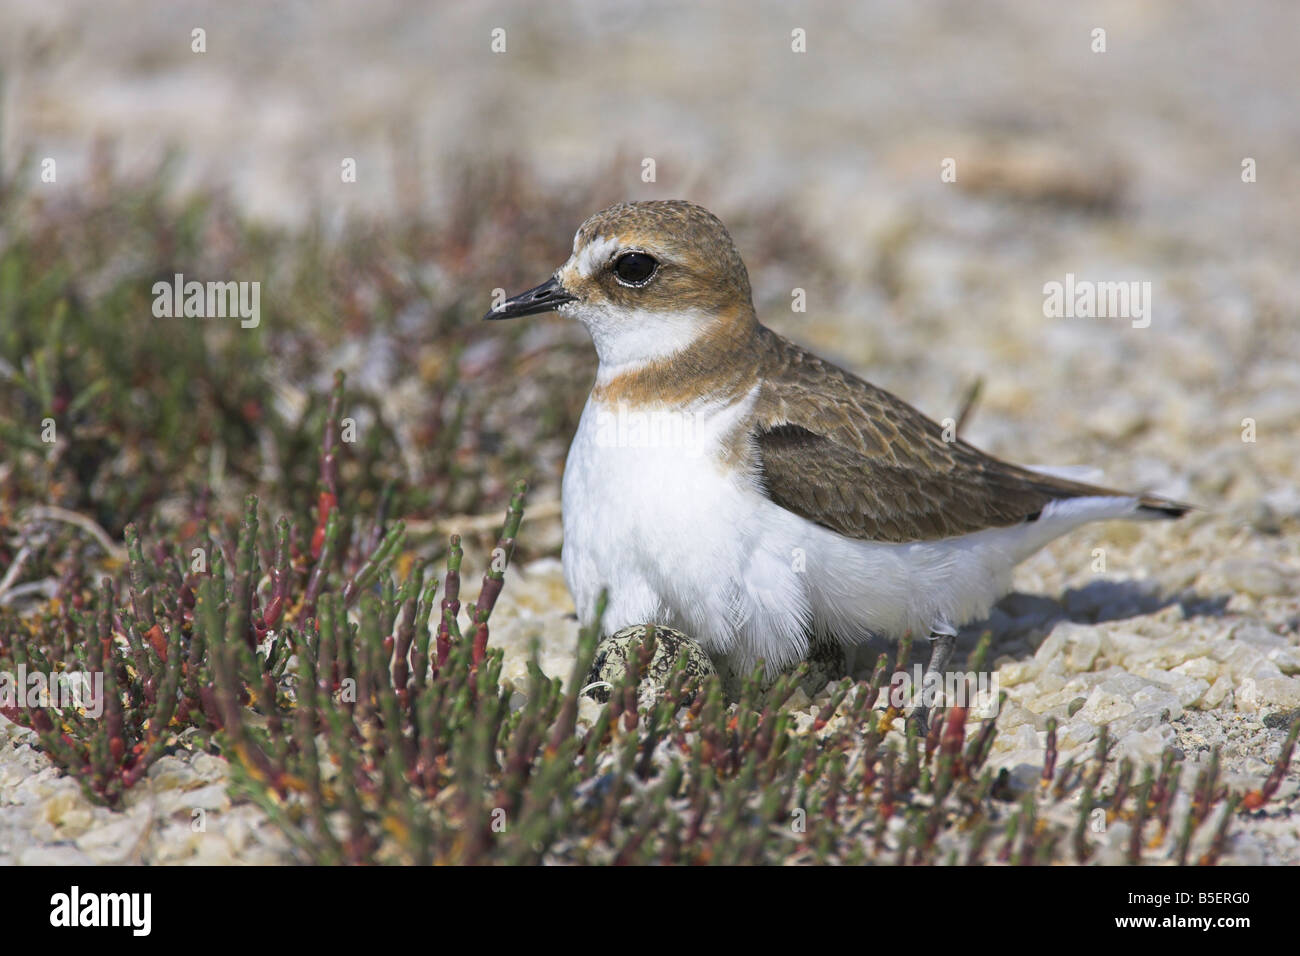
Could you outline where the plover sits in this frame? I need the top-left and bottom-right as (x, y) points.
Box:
(486, 200), (1188, 715)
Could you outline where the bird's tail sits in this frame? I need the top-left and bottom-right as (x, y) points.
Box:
(1135, 495), (1193, 519)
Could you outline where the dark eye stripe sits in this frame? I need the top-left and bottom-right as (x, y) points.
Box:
(612, 251), (658, 286)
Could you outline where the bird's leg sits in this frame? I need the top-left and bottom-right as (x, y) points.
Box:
(907, 624), (957, 734)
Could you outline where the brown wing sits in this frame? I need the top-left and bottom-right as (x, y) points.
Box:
(750, 328), (1185, 543)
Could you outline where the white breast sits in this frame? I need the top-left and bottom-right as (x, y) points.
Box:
(561, 389), (809, 663)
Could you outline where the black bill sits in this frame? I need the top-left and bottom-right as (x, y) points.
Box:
(483, 275), (576, 320)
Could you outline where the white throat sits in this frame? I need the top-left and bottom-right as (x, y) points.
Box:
(562, 303), (710, 379)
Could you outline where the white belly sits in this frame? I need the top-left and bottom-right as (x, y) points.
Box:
(561, 394), (1143, 672)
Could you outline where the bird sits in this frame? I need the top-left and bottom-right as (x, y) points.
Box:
(485, 199), (1188, 722)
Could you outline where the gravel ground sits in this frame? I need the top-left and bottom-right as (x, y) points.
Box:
(1, 0), (1296, 862)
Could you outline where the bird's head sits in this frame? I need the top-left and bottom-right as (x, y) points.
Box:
(485, 200), (756, 369)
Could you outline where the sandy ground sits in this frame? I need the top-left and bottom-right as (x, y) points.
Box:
(1, 0), (1297, 863)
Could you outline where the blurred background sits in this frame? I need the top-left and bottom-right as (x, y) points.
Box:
(1, 0), (1296, 592)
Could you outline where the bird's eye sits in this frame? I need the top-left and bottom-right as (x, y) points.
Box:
(612, 251), (658, 286)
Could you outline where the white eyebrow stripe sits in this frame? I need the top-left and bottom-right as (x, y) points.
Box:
(575, 235), (619, 278)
